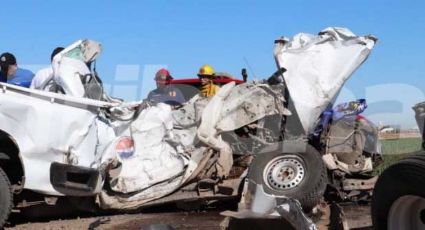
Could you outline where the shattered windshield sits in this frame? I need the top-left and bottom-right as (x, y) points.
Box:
(63, 46), (85, 62)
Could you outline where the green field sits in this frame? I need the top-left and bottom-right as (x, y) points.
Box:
(374, 138), (422, 175)
(381, 137), (422, 155)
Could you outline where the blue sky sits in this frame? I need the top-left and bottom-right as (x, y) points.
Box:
(1, 0), (425, 127)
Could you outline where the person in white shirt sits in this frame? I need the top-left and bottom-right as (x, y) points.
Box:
(30, 47), (64, 90)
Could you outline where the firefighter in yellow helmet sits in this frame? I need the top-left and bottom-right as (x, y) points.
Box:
(198, 64), (219, 98)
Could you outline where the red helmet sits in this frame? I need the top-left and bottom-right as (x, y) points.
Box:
(155, 68), (173, 83)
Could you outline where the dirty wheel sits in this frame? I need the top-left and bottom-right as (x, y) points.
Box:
(249, 145), (327, 211)
(0, 167), (13, 227)
(372, 153), (425, 230)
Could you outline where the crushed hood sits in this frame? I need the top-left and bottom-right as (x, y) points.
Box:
(274, 27), (376, 134)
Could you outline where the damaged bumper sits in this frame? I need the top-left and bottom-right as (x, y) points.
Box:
(50, 162), (103, 196)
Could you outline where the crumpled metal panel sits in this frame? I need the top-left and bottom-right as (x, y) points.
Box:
(98, 174), (185, 210)
(222, 179), (317, 230)
(100, 81), (294, 207)
(216, 83), (291, 132)
(274, 27), (376, 134)
(171, 94), (209, 131)
(198, 83), (236, 178)
(109, 103), (186, 194)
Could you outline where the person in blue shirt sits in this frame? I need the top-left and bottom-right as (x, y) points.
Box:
(147, 68), (185, 107)
(0, 52), (34, 87)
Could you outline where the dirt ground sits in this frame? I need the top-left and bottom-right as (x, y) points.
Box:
(4, 203), (372, 230)
(6, 211), (225, 230)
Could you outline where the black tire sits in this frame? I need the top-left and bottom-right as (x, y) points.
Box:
(248, 145), (327, 211)
(0, 167), (13, 227)
(372, 153), (425, 230)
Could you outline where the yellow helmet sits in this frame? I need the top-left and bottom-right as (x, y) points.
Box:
(198, 64), (215, 77)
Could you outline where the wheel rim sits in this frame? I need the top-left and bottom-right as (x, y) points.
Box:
(388, 195), (425, 230)
(263, 155), (306, 191)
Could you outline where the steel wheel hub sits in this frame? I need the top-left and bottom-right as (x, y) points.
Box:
(264, 155), (305, 190)
(388, 195), (425, 230)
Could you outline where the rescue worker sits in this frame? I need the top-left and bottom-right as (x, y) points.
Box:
(0, 52), (34, 87)
(147, 68), (185, 106)
(198, 64), (219, 98)
(30, 47), (64, 90)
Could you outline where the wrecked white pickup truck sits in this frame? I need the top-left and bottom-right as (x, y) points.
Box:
(0, 27), (377, 228)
